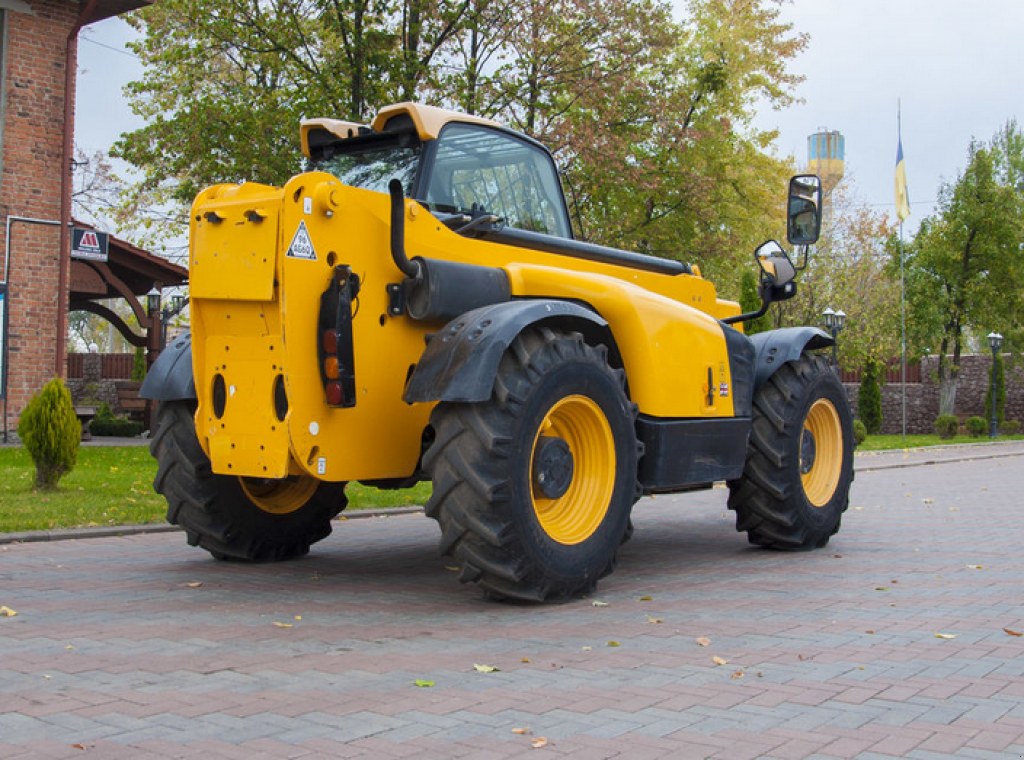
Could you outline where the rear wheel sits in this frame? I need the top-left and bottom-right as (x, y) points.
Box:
(727, 352), (853, 549)
(423, 328), (641, 601)
(150, 400), (347, 561)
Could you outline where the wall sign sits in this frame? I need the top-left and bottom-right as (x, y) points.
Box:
(71, 228), (109, 262)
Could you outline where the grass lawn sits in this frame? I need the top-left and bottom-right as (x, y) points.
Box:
(856, 433), (1024, 451)
(3, 432), (1020, 533)
(0, 446), (431, 534)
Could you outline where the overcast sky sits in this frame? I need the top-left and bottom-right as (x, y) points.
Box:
(76, 1), (1024, 237)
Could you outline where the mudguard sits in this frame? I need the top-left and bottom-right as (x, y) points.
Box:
(750, 326), (833, 389)
(139, 332), (197, 401)
(403, 300), (611, 404)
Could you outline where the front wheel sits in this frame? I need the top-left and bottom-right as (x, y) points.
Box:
(423, 328), (641, 602)
(150, 401), (348, 561)
(727, 352), (854, 549)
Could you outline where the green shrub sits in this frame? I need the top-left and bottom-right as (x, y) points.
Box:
(132, 346), (147, 382)
(965, 416), (986, 438)
(17, 378), (80, 489)
(858, 359), (883, 434)
(89, 418), (145, 437)
(852, 419), (867, 446)
(934, 414), (959, 439)
(1002, 419), (1021, 435)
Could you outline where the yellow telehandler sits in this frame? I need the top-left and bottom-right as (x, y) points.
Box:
(142, 103), (853, 601)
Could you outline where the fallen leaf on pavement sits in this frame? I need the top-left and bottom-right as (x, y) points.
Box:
(521, 657), (531, 662)
(647, 617), (663, 624)
(185, 582), (203, 588)
(473, 664), (499, 673)
(1003, 628), (1023, 637)
(935, 633), (957, 640)
(966, 565), (983, 570)
(0, 606), (18, 617)
(414, 679), (434, 687)
(731, 670), (744, 679)
(272, 622), (293, 628)
(512, 727), (530, 735)
(591, 600), (609, 607)
(712, 656), (728, 666)
(638, 595), (652, 601)
(532, 738), (548, 748)
(606, 641), (620, 647)
(696, 637), (711, 647)
(875, 587), (890, 592)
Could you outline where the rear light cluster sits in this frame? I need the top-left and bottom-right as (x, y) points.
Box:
(318, 266), (360, 408)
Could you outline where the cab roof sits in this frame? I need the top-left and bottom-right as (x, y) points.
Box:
(300, 103), (502, 158)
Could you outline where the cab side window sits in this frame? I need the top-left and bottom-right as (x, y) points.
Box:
(425, 124), (570, 238)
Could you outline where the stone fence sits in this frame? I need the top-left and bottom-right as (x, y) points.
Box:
(843, 353), (1024, 435)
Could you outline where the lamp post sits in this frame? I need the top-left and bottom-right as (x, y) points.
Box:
(146, 288), (189, 349)
(987, 331), (1003, 438)
(822, 307), (846, 370)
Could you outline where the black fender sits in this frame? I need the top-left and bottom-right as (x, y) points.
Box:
(139, 332), (197, 401)
(750, 326), (833, 389)
(403, 300), (612, 404)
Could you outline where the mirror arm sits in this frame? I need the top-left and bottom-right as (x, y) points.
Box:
(722, 291), (772, 326)
(793, 244), (810, 272)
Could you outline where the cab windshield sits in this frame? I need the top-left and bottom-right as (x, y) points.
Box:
(312, 134), (421, 197)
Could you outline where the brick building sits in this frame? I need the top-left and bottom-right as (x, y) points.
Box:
(0, 0), (150, 439)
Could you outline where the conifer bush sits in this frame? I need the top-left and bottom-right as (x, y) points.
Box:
(858, 359), (883, 434)
(852, 419), (867, 446)
(17, 378), (81, 489)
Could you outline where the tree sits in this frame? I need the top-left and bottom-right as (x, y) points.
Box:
(896, 121), (1024, 415)
(770, 180), (900, 371)
(113, 0), (806, 272)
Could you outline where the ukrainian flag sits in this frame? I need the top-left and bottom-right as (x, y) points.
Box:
(895, 135), (910, 221)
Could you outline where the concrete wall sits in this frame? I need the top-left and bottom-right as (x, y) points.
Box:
(844, 354), (1024, 434)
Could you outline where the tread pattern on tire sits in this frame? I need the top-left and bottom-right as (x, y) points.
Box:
(423, 327), (639, 602)
(150, 400), (347, 561)
(727, 352), (853, 550)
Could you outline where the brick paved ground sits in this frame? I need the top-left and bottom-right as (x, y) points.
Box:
(2, 444), (1024, 759)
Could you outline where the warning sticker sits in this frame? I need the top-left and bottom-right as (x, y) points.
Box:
(286, 220), (317, 260)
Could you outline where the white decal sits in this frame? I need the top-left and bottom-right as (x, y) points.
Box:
(286, 221), (317, 260)
(309, 421), (320, 436)
(317, 457), (327, 475)
(303, 197), (312, 215)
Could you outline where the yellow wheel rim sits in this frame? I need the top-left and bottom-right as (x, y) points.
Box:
(801, 398), (843, 507)
(239, 475), (319, 515)
(530, 395), (616, 545)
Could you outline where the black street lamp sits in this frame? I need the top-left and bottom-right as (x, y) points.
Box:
(987, 331), (1003, 438)
(146, 287), (189, 348)
(822, 307), (847, 369)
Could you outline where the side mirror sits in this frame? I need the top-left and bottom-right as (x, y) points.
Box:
(787, 174), (822, 246)
(755, 240), (796, 288)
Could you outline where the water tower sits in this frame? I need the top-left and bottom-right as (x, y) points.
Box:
(807, 128), (845, 197)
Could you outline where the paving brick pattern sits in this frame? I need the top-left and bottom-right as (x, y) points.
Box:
(2, 446), (1024, 758)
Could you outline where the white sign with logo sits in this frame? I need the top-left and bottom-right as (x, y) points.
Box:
(71, 228), (109, 262)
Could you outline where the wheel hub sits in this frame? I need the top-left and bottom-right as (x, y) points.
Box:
(532, 436), (574, 499)
(800, 429), (816, 474)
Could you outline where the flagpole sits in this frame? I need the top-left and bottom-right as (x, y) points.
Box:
(897, 100), (907, 442)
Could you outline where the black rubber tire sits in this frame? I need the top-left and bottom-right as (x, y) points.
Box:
(727, 352), (854, 550)
(150, 400), (348, 561)
(423, 327), (641, 602)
